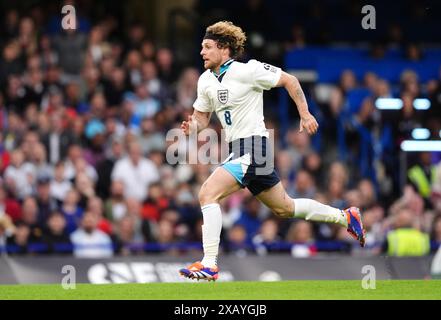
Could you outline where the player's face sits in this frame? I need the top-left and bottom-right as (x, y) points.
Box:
(200, 39), (223, 70)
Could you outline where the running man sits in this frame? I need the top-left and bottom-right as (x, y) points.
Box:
(179, 21), (365, 281)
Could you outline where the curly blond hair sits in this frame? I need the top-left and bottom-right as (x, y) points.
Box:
(205, 21), (247, 58)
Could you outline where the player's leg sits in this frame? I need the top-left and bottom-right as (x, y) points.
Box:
(198, 166), (242, 266)
(255, 181), (346, 224)
(179, 166), (241, 280)
(255, 182), (366, 246)
(198, 166), (242, 206)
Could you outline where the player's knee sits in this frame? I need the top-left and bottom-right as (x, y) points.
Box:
(198, 185), (218, 206)
(272, 202), (294, 219)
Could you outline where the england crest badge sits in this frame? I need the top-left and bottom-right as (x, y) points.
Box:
(217, 89), (228, 104)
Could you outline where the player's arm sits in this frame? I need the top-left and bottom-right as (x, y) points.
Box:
(276, 71), (319, 135)
(181, 110), (212, 136)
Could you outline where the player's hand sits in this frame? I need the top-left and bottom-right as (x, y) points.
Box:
(181, 115), (197, 136)
(299, 113), (319, 135)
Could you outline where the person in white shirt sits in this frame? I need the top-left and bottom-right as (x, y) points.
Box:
(49, 162), (72, 202)
(4, 149), (36, 200)
(111, 141), (160, 202)
(179, 21), (366, 281)
(70, 211), (113, 258)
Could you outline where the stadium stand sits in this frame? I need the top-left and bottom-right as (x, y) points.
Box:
(0, 0), (440, 260)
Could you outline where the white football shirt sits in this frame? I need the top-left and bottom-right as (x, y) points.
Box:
(193, 59), (282, 142)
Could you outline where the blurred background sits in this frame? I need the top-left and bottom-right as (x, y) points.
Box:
(0, 0), (441, 282)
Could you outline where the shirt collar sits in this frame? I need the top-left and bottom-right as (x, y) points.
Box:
(212, 59), (234, 77)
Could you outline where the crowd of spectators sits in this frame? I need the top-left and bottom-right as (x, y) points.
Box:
(0, 3), (440, 259)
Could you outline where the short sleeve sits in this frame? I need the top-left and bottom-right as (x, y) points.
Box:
(193, 76), (214, 113)
(249, 59), (282, 91)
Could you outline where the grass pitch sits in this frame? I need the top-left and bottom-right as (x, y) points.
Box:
(1, 280), (440, 300)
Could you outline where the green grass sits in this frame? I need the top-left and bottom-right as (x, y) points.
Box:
(0, 280), (440, 300)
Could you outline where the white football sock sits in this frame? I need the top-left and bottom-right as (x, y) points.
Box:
(200, 203), (222, 268)
(293, 198), (348, 227)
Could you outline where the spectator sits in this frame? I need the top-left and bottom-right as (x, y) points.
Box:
(87, 92), (107, 121)
(326, 179), (347, 209)
(87, 196), (112, 235)
(23, 68), (45, 108)
(83, 119), (106, 167)
(6, 222), (31, 254)
(41, 111), (75, 164)
(285, 127), (312, 171)
(407, 152), (437, 208)
(357, 179), (377, 210)
(1, 9), (19, 42)
(4, 149), (36, 200)
(140, 40), (156, 61)
(104, 180), (127, 222)
(286, 220), (317, 258)
(61, 188), (84, 234)
(125, 22), (146, 51)
(70, 211), (113, 258)
(124, 84), (160, 121)
(0, 42), (24, 87)
(20, 196), (39, 231)
(252, 218), (282, 255)
(141, 60), (167, 102)
(155, 218), (179, 255)
(175, 67), (199, 111)
(339, 69), (357, 94)
(0, 184), (21, 223)
(111, 141), (159, 202)
(30, 143), (53, 179)
(328, 161), (349, 187)
(275, 150), (295, 182)
(103, 67), (127, 109)
(225, 224), (251, 256)
(235, 196), (263, 243)
(38, 34), (58, 71)
(156, 47), (179, 87)
(52, 27), (87, 77)
(137, 117), (166, 156)
(64, 144), (96, 182)
(95, 135), (125, 199)
(42, 211), (72, 254)
(125, 49), (143, 87)
(74, 172), (96, 208)
(35, 174), (58, 227)
(3, 112), (24, 152)
(113, 215), (143, 255)
(0, 214), (16, 253)
(141, 182), (169, 223)
(49, 162), (72, 203)
(80, 66), (103, 101)
(87, 25), (111, 65)
(291, 170), (316, 199)
(302, 151), (324, 189)
(384, 207), (430, 256)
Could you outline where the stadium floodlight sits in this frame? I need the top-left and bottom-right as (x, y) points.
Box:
(411, 128), (431, 140)
(400, 140), (441, 152)
(413, 98), (431, 110)
(375, 98), (403, 110)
